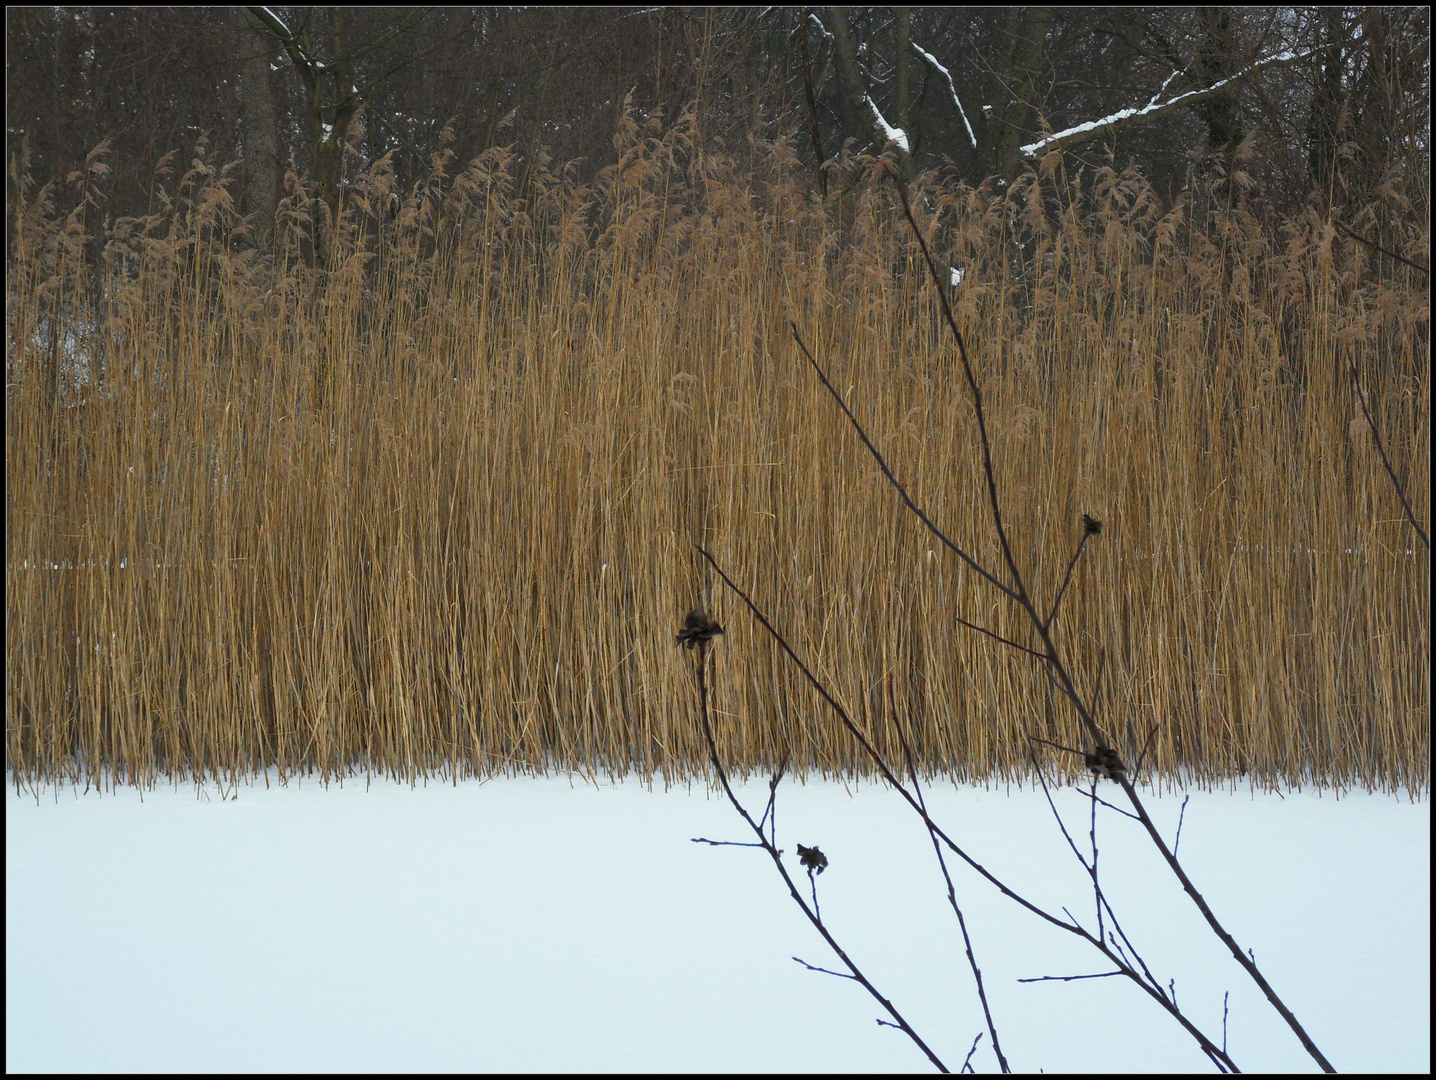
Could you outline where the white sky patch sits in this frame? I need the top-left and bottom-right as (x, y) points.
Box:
(1020, 48), (1309, 158)
(864, 95), (908, 153)
(912, 43), (978, 150)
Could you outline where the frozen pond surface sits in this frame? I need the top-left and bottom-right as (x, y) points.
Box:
(6, 772), (1429, 1073)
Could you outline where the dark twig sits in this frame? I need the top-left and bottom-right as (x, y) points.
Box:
(792, 956), (856, 980)
(1018, 970), (1124, 983)
(702, 547), (1240, 1071)
(1174, 794), (1191, 858)
(880, 170), (1336, 1071)
(1331, 219), (1430, 550)
(691, 837), (766, 848)
(788, 326), (1018, 603)
(1027, 744), (1174, 1008)
(758, 749), (792, 845)
(950, 611), (1051, 661)
(1132, 723), (1160, 781)
(1028, 734), (1082, 757)
(1333, 217), (1431, 276)
(1349, 359), (1430, 551)
(1068, 785), (1143, 822)
(1106, 929), (1135, 970)
(1090, 775), (1103, 942)
(1223, 990), (1231, 1056)
(961, 1033), (984, 1073)
(687, 636), (948, 1072)
(897, 720), (1011, 1072)
(1045, 530), (1093, 630)
(883, 170), (1032, 624)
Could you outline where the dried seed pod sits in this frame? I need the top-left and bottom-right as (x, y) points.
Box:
(676, 608), (725, 649)
(1084, 745), (1127, 781)
(797, 843), (829, 874)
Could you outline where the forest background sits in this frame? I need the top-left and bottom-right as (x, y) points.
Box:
(5, 6), (1430, 793)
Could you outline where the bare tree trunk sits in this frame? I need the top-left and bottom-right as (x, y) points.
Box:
(232, 7), (278, 247)
(828, 7), (869, 144)
(992, 6), (1053, 180)
(1193, 7), (1243, 157)
(799, 8), (829, 196)
(829, 6), (911, 173)
(894, 6), (912, 151)
(1307, 9), (1345, 194)
(312, 7), (362, 215)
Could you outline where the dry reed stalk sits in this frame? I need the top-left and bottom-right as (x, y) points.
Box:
(5, 121), (1429, 792)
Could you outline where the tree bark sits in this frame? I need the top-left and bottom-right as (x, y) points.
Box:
(232, 7), (278, 246)
(1193, 7), (1243, 157)
(798, 9), (829, 196)
(828, 7), (911, 173)
(894, 6), (912, 153)
(1307, 8), (1346, 193)
(828, 7), (869, 145)
(992, 6), (1053, 179)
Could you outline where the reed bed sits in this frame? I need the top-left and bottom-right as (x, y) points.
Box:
(6, 114), (1429, 793)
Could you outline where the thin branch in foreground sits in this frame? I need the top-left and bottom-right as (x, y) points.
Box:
(1132, 724), (1160, 781)
(1331, 218), (1430, 550)
(1223, 990), (1231, 1056)
(788, 324), (1018, 603)
(685, 633), (948, 1072)
(879, 167), (1337, 1073)
(1027, 745), (1179, 1017)
(701, 548), (1239, 1072)
(691, 837), (766, 849)
(1349, 361), (1430, 551)
(1333, 218), (1431, 276)
(897, 721), (1011, 1072)
(1044, 526), (1095, 630)
(1017, 970), (1124, 984)
(961, 1033), (985, 1074)
(1173, 795), (1192, 858)
(758, 749), (792, 844)
(1069, 786), (1143, 822)
(792, 956), (856, 981)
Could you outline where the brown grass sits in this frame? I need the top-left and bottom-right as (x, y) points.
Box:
(6, 113), (1429, 793)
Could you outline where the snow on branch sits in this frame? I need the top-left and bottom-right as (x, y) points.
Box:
(911, 43), (977, 150)
(865, 95), (909, 153)
(249, 6), (321, 93)
(807, 11), (834, 42)
(1019, 46), (1318, 160)
(255, 6), (291, 38)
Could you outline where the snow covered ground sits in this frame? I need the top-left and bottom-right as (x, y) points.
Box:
(6, 771), (1429, 1073)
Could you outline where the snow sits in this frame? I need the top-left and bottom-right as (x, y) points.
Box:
(807, 11), (833, 41)
(864, 96), (909, 154)
(6, 772), (1428, 1072)
(1020, 48), (1310, 159)
(256, 6), (293, 43)
(912, 43), (978, 150)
